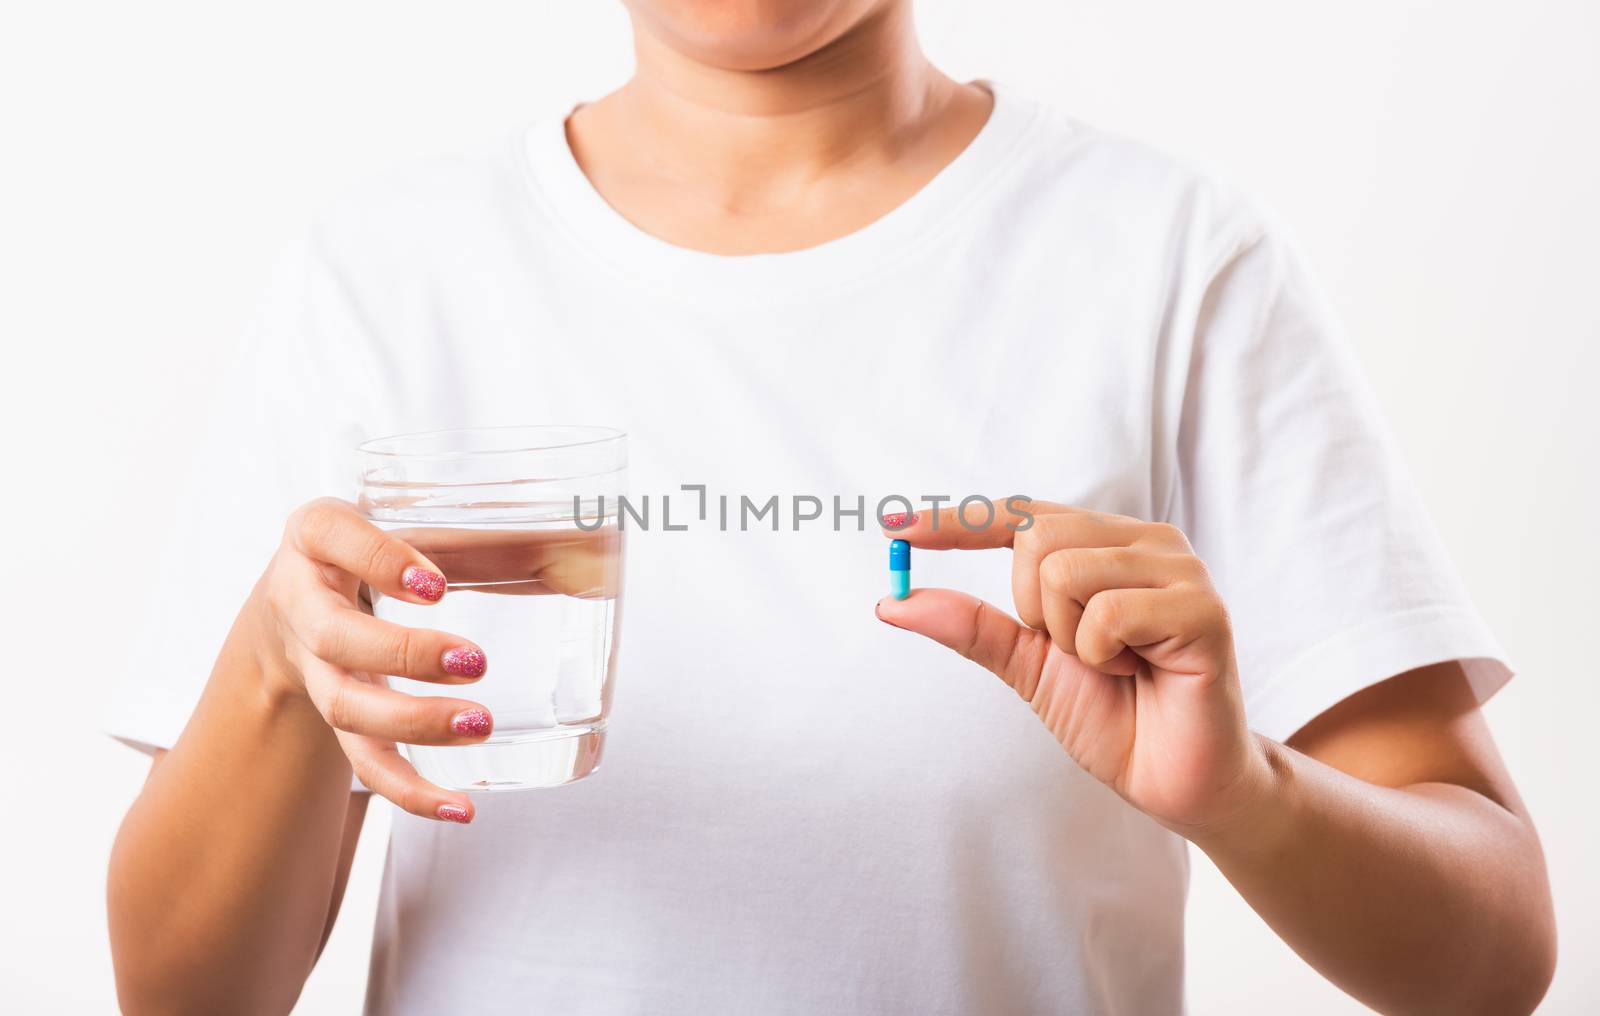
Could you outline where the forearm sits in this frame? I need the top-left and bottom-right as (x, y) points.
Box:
(1193, 736), (1555, 1016)
(108, 590), (357, 1016)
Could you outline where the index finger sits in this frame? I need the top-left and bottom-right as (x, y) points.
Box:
(881, 497), (1074, 549)
(288, 497), (449, 604)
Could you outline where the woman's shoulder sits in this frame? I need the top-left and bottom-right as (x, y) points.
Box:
(997, 85), (1275, 264)
(304, 127), (547, 271)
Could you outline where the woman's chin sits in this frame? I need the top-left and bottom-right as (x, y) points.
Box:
(626, 0), (885, 72)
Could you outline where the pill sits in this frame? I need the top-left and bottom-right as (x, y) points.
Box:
(889, 539), (910, 600)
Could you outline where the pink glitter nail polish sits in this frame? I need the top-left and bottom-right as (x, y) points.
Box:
(442, 647), (487, 678)
(402, 566), (446, 602)
(881, 512), (919, 529)
(450, 709), (493, 737)
(436, 804), (471, 824)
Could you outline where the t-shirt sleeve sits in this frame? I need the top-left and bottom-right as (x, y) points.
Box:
(1166, 223), (1511, 744)
(103, 230), (377, 756)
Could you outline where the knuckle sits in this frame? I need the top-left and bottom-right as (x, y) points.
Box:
(1015, 524), (1044, 559)
(1038, 551), (1078, 593)
(301, 613), (343, 661)
(354, 534), (392, 581)
(402, 704), (437, 746)
(1087, 589), (1125, 629)
(263, 559), (293, 610)
(291, 498), (346, 552)
(347, 751), (379, 792)
(1177, 552), (1212, 583)
(1206, 590), (1233, 633)
(1107, 545), (1146, 573)
(283, 508), (309, 545)
(964, 599), (993, 663)
(387, 626), (419, 674)
(1148, 521), (1191, 550)
(1035, 513), (1071, 540)
(392, 778), (420, 816)
(323, 680), (355, 731)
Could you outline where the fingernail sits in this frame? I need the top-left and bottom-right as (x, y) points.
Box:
(442, 647), (487, 678)
(450, 708), (493, 737)
(881, 512), (919, 529)
(403, 566), (446, 602)
(436, 804), (471, 824)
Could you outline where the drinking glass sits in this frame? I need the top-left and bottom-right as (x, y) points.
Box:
(356, 425), (626, 791)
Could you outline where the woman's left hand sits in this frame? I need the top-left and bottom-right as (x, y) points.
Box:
(876, 500), (1269, 837)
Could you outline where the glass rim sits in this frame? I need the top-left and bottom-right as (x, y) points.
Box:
(356, 424), (628, 461)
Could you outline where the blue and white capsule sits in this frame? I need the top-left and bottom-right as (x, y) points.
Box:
(889, 539), (911, 600)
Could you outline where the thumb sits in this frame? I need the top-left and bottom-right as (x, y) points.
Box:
(876, 588), (1049, 691)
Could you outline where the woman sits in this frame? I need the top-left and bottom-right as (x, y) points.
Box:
(107, 2), (1557, 1013)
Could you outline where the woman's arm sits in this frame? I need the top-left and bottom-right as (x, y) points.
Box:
(1203, 663), (1555, 1015)
(109, 500), (496, 1015)
(109, 607), (363, 1016)
(876, 502), (1556, 1016)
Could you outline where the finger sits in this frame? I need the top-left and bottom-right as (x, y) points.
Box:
(388, 524), (622, 599)
(286, 583), (487, 682)
(880, 497), (1073, 550)
(1076, 587), (1217, 673)
(338, 730), (475, 824)
(876, 588), (1051, 694)
(1034, 547), (1186, 654)
(287, 497), (449, 604)
(299, 658), (495, 745)
(1012, 515), (1150, 627)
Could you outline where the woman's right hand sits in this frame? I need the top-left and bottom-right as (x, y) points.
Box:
(250, 497), (492, 823)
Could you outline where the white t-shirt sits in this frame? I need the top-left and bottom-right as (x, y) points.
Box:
(109, 85), (1511, 1014)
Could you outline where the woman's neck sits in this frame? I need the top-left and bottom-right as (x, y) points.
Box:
(565, 3), (991, 254)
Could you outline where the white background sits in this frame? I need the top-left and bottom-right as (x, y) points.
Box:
(2, 1), (1596, 1012)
